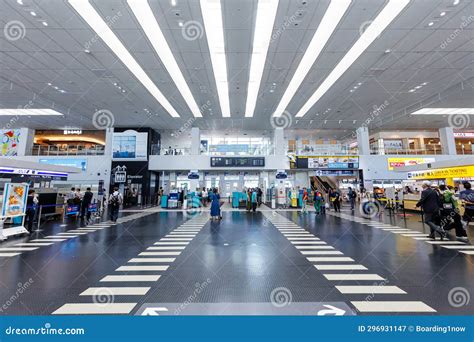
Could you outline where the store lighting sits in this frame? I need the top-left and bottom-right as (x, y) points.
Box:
(411, 108), (474, 115)
(200, 0), (230, 117)
(295, 0), (410, 117)
(128, 0), (203, 117)
(245, 0), (279, 117)
(273, 0), (351, 117)
(69, 0), (180, 117)
(0, 108), (64, 116)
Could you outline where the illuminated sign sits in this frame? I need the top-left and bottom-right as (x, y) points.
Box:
(407, 166), (474, 180)
(0, 167), (68, 178)
(454, 132), (474, 138)
(387, 157), (435, 171)
(63, 129), (82, 135)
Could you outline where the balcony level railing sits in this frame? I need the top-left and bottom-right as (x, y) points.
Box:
(30, 145), (105, 156)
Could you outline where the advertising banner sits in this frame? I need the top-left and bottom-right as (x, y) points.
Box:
(387, 157), (436, 170)
(1, 183), (29, 217)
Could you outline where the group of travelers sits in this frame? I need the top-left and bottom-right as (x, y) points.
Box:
(416, 181), (472, 241)
(66, 187), (95, 222)
(245, 188), (262, 213)
(297, 187), (343, 214)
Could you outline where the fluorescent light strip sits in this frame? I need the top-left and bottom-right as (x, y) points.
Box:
(245, 0), (279, 118)
(295, 0), (410, 117)
(273, 0), (351, 117)
(128, 0), (202, 118)
(200, 0), (230, 117)
(411, 108), (474, 115)
(0, 109), (63, 116)
(69, 0), (180, 118)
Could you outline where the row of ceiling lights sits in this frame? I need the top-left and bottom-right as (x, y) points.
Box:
(66, 0), (410, 120)
(15, 0), (48, 26)
(349, 82), (363, 93)
(46, 82), (66, 94)
(408, 81), (428, 93)
(426, 0), (459, 27)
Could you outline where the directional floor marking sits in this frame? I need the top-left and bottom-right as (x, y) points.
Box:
(307, 257), (354, 262)
(154, 242), (189, 245)
(287, 237), (320, 241)
(15, 243), (53, 247)
(47, 235), (78, 238)
(300, 248), (336, 252)
(290, 241), (325, 245)
(31, 239), (66, 242)
(314, 264), (368, 270)
(100, 275), (161, 282)
(461, 251), (474, 255)
(139, 252), (182, 256)
(52, 303), (137, 315)
(128, 258), (175, 263)
(294, 244), (328, 248)
(323, 274), (385, 281)
(441, 245), (474, 249)
(0, 253), (21, 257)
(0, 247), (39, 251)
(80, 287), (150, 296)
(116, 265), (169, 271)
(401, 233), (428, 237)
(161, 238), (193, 241)
(149, 246), (186, 250)
(336, 285), (406, 294)
(425, 241), (466, 245)
(350, 301), (436, 313)
(305, 251), (344, 256)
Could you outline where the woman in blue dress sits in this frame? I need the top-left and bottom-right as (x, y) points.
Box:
(210, 188), (221, 220)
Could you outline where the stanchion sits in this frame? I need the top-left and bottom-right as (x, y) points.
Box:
(34, 205), (43, 232)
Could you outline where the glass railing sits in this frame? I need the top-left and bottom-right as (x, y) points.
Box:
(288, 145), (357, 155)
(30, 145), (105, 156)
(369, 147), (469, 155)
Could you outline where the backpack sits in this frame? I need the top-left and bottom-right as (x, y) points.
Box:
(109, 194), (120, 206)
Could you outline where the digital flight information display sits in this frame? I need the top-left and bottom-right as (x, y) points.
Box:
(210, 157), (265, 167)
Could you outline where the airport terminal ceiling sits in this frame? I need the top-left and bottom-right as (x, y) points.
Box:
(0, 0), (472, 137)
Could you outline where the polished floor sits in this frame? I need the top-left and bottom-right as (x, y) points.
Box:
(0, 205), (473, 315)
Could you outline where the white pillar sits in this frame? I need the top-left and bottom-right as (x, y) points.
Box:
(356, 127), (370, 155)
(191, 127), (200, 155)
(17, 128), (35, 156)
(274, 127), (285, 155)
(439, 127), (457, 155)
(104, 127), (114, 157)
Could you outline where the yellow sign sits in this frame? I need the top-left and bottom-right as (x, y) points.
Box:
(408, 166), (474, 180)
(388, 157), (435, 170)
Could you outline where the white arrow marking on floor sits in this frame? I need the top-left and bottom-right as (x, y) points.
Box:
(317, 305), (345, 316)
(141, 307), (169, 316)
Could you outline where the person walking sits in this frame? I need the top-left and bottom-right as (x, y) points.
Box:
(210, 188), (221, 220)
(108, 187), (123, 223)
(348, 187), (356, 211)
(80, 187), (94, 223)
(439, 184), (467, 242)
(329, 188), (341, 212)
(301, 187), (308, 214)
(313, 189), (323, 215)
(460, 181), (474, 229)
(251, 188), (258, 213)
(202, 187), (208, 207)
(25, 189), (38, 232)
(416, 181), (446, 240)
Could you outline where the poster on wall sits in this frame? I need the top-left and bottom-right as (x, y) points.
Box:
(294, 156), (359, 169)
(383, 140), (403, 150)
(387, 157), (435, 170)
(112, 130), (148, 160)
(39, 158), (87, 171)
(1, 129), (20, 156)
(1, 183), (29, 217)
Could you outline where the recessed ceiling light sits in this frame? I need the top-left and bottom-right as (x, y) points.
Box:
(295, 0), (410, 117)
(414, 85), (422, 89)
(409, 89), (415, 92)
(453, 0), (460, 5)
(47, 82), (52, 86)
(350, 89), (354, 92)
(440, 11), (446, 16)
(384, 48), (391, 53)
(245, 0), (278, 117)
(357, 82), (362, 85)
(30, 11), (37, 16)
(17, 0), (24, 5)
(53, 86), (59, 89)
(178, 21), (183, 27)
(69, 0), (180, 117)
(411, 108), (474, 115)
(421, 82), (428, 85)
(273, 0), (351, 117)
(428, 21), (434, 26)
(128, 0), (202, 118)
(171, 0), (177, 6)
(201, 0), (230, 117)
(0, 108), (64, 116)
(42, 21), (48, 26)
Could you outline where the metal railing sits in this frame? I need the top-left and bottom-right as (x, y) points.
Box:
(31, 145), (105, 156)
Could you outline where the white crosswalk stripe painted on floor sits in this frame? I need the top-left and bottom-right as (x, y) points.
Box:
(116, 265), (169, 271)
(58, 232), (88, 235)
(67, 230), (96, 233)
(0, 253), (21, 257)
(401, 233), (428, 237)
(287, 237), (320, 241)
(305, 251), (344, 257)
(314, 264), (368, 270)
(324, 274), (385, 281)
(52, 303), (137, 315)
(413, 237), (432, 240)
(80, 287), (150, 296)
(100, 275), (161, 282)
(461, 251), (474, 255)
(336, 286), (406, 294)
(300, 248), (335, 252)
(441, 245), (474, 249)
(161, 238), (193, 241)
(15, 243), (53, 246)
(31, 239), (66, 242)
(139, 252), (181, 256)
(128, 258), (175, 263)
(350, 301), (436, 313)
(291, 241), (325, 245)
(390, 231), (420, 234)
(150, 246), (186, 249)
(425, 241), (466, 245)
(294, 244), (328, 248)
(154, 242), (189, 245)
(307, 257), (354, 262)
(47, 235), (78, 238)
(0, 247), (39, 251)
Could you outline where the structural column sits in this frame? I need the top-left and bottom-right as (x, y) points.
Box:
(438, 127), (457, 155)
(356, 127), (370, 155)
(191, 127), (200, 155)
(274, 127), (285, 155)
(17, 128), (35, 156)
